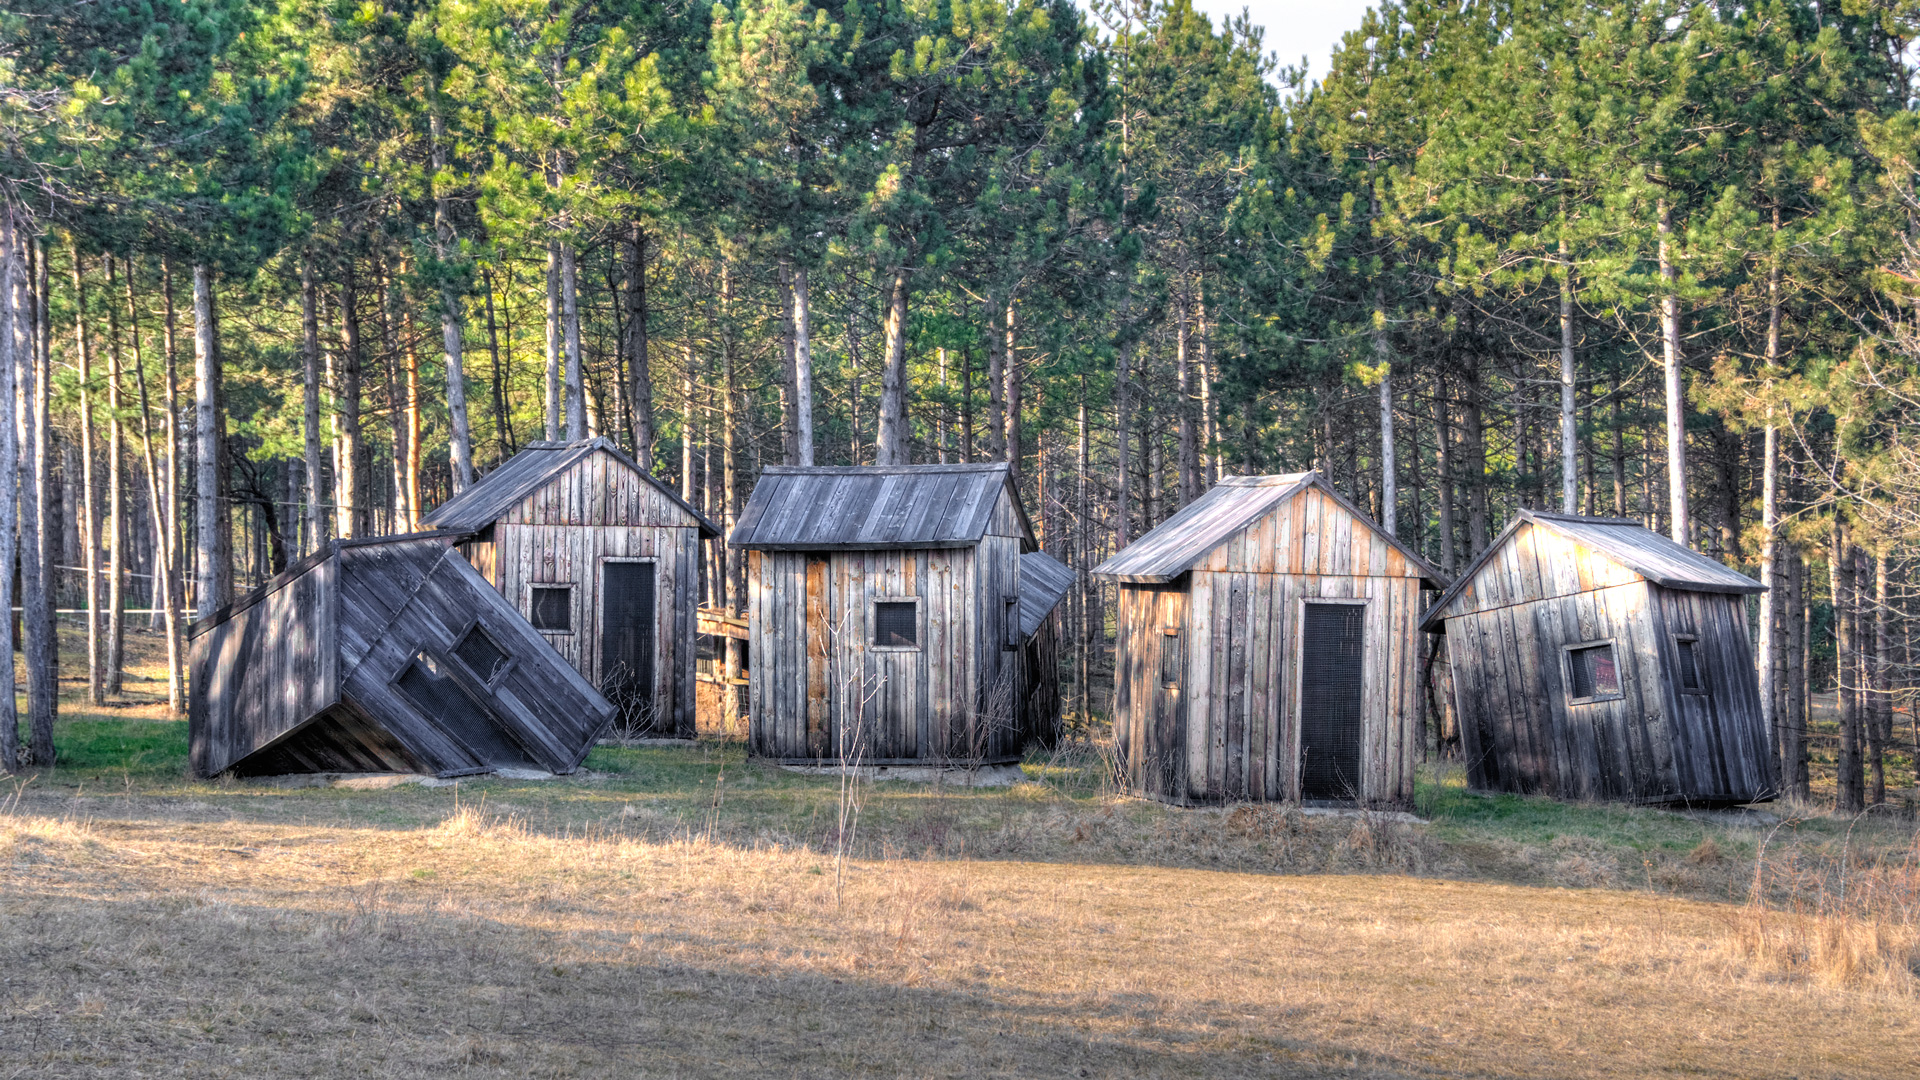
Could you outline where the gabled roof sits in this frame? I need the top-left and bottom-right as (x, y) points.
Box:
(1017, 550), (1077, 638)
(1419, 509), (1764, 631)
(420, 437), (720, 537)
(1090, 471), (1446, 587)
(730, 463), (1036, 551)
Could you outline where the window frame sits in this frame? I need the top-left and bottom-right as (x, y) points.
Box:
(869, 596), (922, 652)
(1561, 638), (1625, 705)
(1003, 594), (1021, 650)
(1673, 634), (1707, 695)
(527, 582), (575, 635)
(448, 617), (518, 687)
(1160, 627), (1182, 689)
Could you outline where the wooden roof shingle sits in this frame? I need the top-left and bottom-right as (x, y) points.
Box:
(730, 463), (1035, 550)
(1089, 471), (1446, 586)
(1419, 509), (1764, 631)
(420, 438), (720, 536)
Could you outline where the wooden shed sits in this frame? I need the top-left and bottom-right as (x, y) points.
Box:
(1092, 472), (1446, 807)
(731, 463), (1072, 765)
(420, 438), (721, 738)
(188, 534), (616, 778)
(1420, 510), (1773, 805)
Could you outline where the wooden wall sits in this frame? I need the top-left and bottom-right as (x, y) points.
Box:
(1114, 484), (1427, 807)
(462, 448), (704, 737)
(1441, 521), (1775, 803)
(747, 489), (1035, 763)
(189, 554), (339, 777)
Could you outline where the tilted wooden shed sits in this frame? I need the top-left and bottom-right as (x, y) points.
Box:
(1092, 472), (1447, 807)
(421, 438), (721, 737)
(1420, 510), (1773, 805)
(731, 463), (1073, 765)
(188, 534), (615, 778)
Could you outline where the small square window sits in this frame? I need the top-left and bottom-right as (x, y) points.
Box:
(873, 601), (918, 648)
(1676, 638), (1704, 693)
(530, 586), (572, 632)
(1568, 643), (1621, 701)
(453, 625), (509, 684)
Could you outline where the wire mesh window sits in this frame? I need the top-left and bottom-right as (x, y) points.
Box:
(1567, 643), (1621, 701)
(530, 586), (572, 632)
(1676, 638), (1703, 692)
(873, 601), (918, 648)
(453, 626), (509, 684)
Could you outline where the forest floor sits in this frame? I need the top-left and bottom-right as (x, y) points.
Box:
(3, 624), (1918, 1077)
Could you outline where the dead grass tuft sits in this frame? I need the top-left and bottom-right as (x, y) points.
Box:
(1727, 908), (1920, 991)
(1687, 837), (1725, 865)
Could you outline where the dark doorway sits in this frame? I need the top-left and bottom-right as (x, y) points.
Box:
(1300, 602), (1365, 801)
(601, 562), (658, 732)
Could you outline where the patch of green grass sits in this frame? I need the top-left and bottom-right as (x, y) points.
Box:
(17, 716), (191, 783)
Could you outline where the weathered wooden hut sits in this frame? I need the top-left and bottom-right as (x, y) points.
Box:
(420, 437), (721, 737)
(189, 534), (615, 778)
(1419, 510), (1773, 805)
(1092, 472), (1446, 807)
(730, 463), (1072, 764)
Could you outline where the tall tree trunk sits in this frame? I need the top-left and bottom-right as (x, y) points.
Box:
(1460, 358), (1490, 555)
(381, 268), (411, 532)
(1176, 287), (1197, 507)
(73, 242), (104, 702)
(20, 229), (55, 755)
(1785, 547), (1808, 799)
(336, 274), (364, 539)
(193, 264), (220, 618)
(1610, 370), (1626, 515)
(986, 302), (1008, 462)
(126, 258), (178, 714)
(544, 242), (561, 441)
(1374, 288), (1398, 535)
(628, 226), (657, 469)
(0, 209), (23, 770)
(721, 267), (737, 610)
(874, 267), (912, 466)
(1004, 300), (1022, 480)
(1656, 198), (1689, 545)
(301, 259), (324, 550)
(1432, 377), (1457, 574)
(1759, 249), (1782, 782)
(960, 346), (974, 462)
(1076, 377), (1092, 723)
(1558, 241), (1578, 512)
(1115, 315), (1133, 548)
(936, 347), (950, 463)
(1869, 547), (1888, 805)
(560, 243), (585, 441)
(429, 110), (474, 492)
(158, 260), (181, 710)
(103, 257), (126, 695)
(680, 340), (696, 502)
(1196, 287), (1217, 488)
(483, 268), (512, 461)
(404, 308), (422, 525)
(1832, 519), (1863, 812)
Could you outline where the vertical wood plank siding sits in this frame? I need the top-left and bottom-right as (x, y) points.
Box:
(1115, 484), (1426, 807)
(470, 448), (705, 737)
(1440, 520), (1775, 804)
(746, 487), (1042, 764)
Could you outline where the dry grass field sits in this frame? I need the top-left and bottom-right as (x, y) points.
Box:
(4, 625), (1919, 1077)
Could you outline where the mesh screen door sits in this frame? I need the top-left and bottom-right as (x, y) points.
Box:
(1299, 602), (1365, 801)
(601, 564), (657, 714)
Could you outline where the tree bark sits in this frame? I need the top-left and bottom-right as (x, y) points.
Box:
(1758, 253), (1781, 784)
(1558, 240), (1578, 512)
(627, 225), (657, 469)
(19, 229), (55, 754)
(430, 109), (474, 492)
(1832, 518), (1863, 812)
(301, 259), (324, 550)
(680, 340), (696, 502)
(483, 268), (513, 461)
(986, 304), (1007, 463)
(0, 209), (23, 769)
(543, 242), (561, 441)
(193, 264), (220, 618)
(1374, 288), (1398, 536)
(73, 242), (104, 702)
(1657, 198), (1689, 546)
(1004, 300), (1021, 481)
(874, 267), (911, 466)
(1460, 358), (1490, 555)
(381, 268), (411, 531)
(1432, 377), (1457, 574)
(1868, 547), (1888, 805)
(103, 257), (125, 696)
(157, 260), (182, 710)
(1176, 288), (1198, 507)
(1785, 547), (1808, 798)
(1196, 287), (1217, 488)
(560, 243), (585, 441)
(335, 274), (363, 539)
